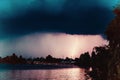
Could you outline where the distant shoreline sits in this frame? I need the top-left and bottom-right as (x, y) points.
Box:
(0, 64), (79, 70)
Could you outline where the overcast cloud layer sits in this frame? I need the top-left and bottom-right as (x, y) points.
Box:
(0, 0), (118, 38)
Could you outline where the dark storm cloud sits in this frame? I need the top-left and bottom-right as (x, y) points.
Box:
(0, 0), (116, 37)
(2, 7), (114, 36)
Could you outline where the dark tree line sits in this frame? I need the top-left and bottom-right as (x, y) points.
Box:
(0, 53), (26, 64)
(0, 54), (75, 65)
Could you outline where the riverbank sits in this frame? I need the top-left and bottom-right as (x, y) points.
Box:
(0, 64), (78, 70)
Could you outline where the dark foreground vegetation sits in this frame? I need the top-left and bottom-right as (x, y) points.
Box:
(89, 7), (120, 80)
(79, 7), (120, 80)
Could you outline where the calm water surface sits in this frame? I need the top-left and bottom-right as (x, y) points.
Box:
(0, 68), (91, 80)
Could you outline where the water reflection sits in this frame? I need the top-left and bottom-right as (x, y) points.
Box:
(0, 68), (91, 80)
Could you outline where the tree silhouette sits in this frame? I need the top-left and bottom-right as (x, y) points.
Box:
(75, 52), (91, 69)
(105, 7), (120, 80)
(90, 46), (110, 80)
(0, 53), (27, 64)
(46, 55), (54, 63)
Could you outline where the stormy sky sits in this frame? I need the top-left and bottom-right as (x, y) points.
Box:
(0, 0), (118, 58)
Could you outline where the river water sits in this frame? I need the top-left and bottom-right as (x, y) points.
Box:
(0, 68), (91, 80)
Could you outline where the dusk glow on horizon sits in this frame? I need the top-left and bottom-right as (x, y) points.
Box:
(0, 33), (108, 58)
